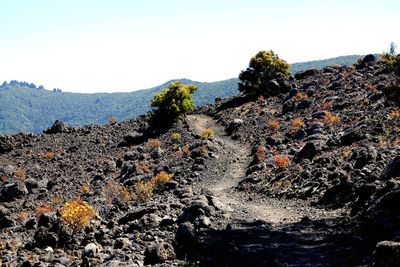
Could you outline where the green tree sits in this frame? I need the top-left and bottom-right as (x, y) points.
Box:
(149, 81), (198, 129)
(238, 50), (290, 97)
(381, 43), (400, 105)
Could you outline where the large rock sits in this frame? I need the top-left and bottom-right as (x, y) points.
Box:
(175, 222), (197, 249)
(384, 156), (400, 179)
(43, 120), (70, 134)
(0, 215), (15, 229)
(0, 136), (13, 154)
(374, 241), (400, 267)
(294, 142), (318, 163)
(350, 146), (377, 169)
(340, 128), (367, 146)
(120, 131), (144, 146)
(0, 182), (28, 202)
(144, 242), (176, 265)
(118, 207), (157, 225)
(294, 68), (320, 80)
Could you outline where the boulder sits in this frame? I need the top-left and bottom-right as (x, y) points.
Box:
(1, 182), (28, 202)
(175, 222), (197, 249)
(374, 241), (400, 267)
(84, 242), (99, 257)
(294, 68), (320, 80)
(119, 131), (144, 147)
(144, 242), (176, 265)
(0, 137), (13, 154)
(43, 120), (70, 134)
(384, 156), (400, 179)
(294, 142), (318, 163)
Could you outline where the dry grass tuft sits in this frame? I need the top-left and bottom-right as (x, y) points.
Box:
(35, 204), (52, 217)
(171, 132), (182, 142)
(267, 119), (280, 132)
(294, 91), (308, 101)
(151, 171), (172, 187)
(135, 181), (154, 202)
(200, 128), (214, 139)
(15, 167), (26, 180)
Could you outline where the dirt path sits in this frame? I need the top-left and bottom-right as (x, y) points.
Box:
(186, 114), (351, 266)
(186, 114), (341, 225)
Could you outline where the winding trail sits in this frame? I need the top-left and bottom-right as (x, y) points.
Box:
(185, 114), (351, 266)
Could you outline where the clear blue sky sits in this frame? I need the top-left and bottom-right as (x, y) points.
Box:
(0, 0), (399, 93)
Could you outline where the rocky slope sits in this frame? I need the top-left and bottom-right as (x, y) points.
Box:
(0, 55), (399, 266)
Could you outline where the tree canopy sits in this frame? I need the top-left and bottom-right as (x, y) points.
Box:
(238, 50), (290, 97)
(149, 81), (198, 130)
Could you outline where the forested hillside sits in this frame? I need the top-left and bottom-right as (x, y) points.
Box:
(0, 55), (364, 134)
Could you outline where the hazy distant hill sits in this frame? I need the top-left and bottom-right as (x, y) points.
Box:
(290, 55), (364, 73)
(0, 55), (364, 134)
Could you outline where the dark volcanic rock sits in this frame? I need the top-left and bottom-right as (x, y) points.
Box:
(43, 120), (70, 134)
(295, 68), (320, 80)
(384, 156), (400, 179)
(119, 131), (144, 146)
(118, 207), (157, 225)
(0, 215), (15, 229)
(374, 240), (400, 267)
(1, 182), (28, 202)
(144, 242), (176, 265)
(0, 137), (13, 154)
(294, 142), (318, 163)
(175, 222), (197, 250)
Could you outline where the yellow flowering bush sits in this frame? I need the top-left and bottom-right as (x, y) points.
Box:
(60, 197), (97, 232)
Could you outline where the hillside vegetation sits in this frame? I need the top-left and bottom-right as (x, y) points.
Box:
(0, 54), (399, 266)
(0, 55), (364, 134)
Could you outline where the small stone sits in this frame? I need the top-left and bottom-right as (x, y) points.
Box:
(114, 238), (132, 249)
(84, 243), (99, 257)
(44, 246), (54, 253)
(25, 178), (38, 191)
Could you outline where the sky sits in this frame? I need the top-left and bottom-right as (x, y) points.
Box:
(0, 0), (399, 93)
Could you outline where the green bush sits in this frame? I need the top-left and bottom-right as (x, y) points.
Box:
(238, 50), (290, 97)
(382, 84), (400, 105)
(381, 44), (400, 105)
(149, 81), (198, 129)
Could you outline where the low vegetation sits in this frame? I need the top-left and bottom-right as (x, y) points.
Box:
(60, 197), (97, 232)
(200, 128), (214, 139)
(135, 181), (155, 202)
(381, 42), (400, 105)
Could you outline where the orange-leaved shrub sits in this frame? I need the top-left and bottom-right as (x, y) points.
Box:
(292, 118), (305, 129)
(323, 112), (340, 124)
(275, 155), (290, 169)
(146, 139), (161, 150)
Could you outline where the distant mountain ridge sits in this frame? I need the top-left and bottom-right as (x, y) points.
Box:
(0, 55), (365, 134)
